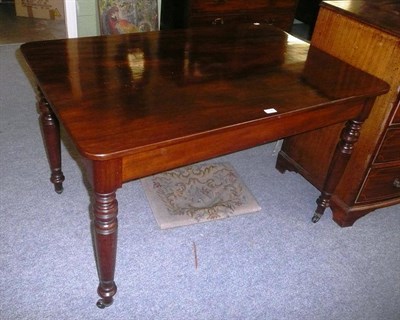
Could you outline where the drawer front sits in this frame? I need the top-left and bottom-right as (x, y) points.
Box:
(189, 13), (292, 30)
(191, 0), (296, 13)
(358, 167), (400, 203)
(375, 128), (400, 163)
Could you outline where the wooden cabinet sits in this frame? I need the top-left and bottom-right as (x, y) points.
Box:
(276, 0), (400, 226)
(161, 0), (299, 32)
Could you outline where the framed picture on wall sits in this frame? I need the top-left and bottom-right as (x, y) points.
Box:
(98, 0), (158, 35)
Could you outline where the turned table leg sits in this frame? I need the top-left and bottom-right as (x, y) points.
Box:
(37, 89), (65, 194)
(93, 190), (118, 308)
(312, 97), (376, 223)
(312, 119), (363, 223)
(86, 159), (122, 308)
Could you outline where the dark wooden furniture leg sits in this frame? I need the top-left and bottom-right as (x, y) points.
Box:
(312, 120), (362, 222)
(86, 160), (122, 308)
(94, 190), (118, 308)
(312, 100), (375, 223)
(37, 89), (65, 193)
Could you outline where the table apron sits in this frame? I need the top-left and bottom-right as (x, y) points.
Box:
(121, 99), (365, 182)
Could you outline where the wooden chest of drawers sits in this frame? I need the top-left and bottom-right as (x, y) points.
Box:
(161, 0), (298, 32)
(276, 0), (400, 226)
(190, 0), (297, 31)
(362, 93), (400, 203)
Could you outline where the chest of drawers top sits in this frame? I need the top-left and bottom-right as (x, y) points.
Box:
(322, 0), (400, 37)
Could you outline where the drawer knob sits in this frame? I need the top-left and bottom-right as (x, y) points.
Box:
(393, 178), (400, 188)
(212, 17), (224, 25)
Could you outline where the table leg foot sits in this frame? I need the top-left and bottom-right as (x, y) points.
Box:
(311, 212), (322, 223)
(52, 169), (64, 194)
(96, 297), (114, 309)
(97, 279), (117, 309)
(96, 299), (114, 309)
(312, 193), (330, 223)
(54, 185), (64, 194)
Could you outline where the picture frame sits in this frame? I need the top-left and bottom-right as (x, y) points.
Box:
(98, 0), (158, 35)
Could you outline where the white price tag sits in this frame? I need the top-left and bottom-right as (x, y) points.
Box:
(264, 108), (278, 114)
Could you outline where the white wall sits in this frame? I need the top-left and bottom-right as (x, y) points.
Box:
(64, 0), (78, 38)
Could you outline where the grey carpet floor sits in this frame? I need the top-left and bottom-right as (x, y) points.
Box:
(1, 43), (399, 320)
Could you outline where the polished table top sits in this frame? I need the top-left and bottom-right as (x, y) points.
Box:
(21, 24), (387, 171)
(20, 24), (389, 307)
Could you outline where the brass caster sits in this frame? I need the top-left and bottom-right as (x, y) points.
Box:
(96, 298), (113, 309)
(54, 184), (64, 194)
(312, 212), (322, 223)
